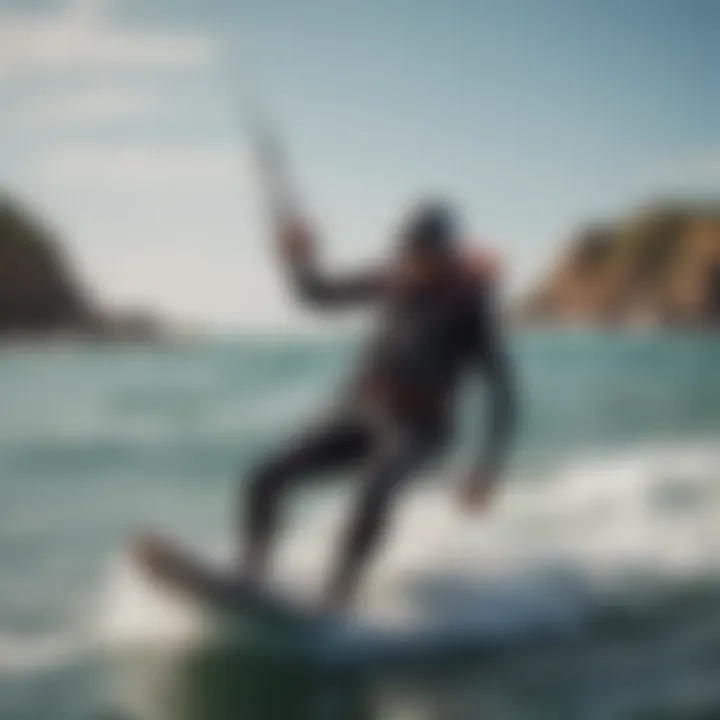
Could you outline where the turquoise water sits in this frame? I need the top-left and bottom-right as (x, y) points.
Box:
(1, 331), (720, 719)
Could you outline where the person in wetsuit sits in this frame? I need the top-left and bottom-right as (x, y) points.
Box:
(241, 200), (517, 610)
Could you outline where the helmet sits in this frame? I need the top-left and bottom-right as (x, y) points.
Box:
(400, 200), (459, 255)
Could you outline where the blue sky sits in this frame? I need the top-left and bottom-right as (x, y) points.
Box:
(1, 0), (719, 329)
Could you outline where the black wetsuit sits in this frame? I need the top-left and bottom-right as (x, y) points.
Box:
(242, 257), (517, 597)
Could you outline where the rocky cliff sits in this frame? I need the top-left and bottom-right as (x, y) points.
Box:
(0, 192), (160, 340)
(518, 201), (720, 328)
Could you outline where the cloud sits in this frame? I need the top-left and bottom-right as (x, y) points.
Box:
(40, 141), (250, 191)
(0, 0), (219, 83)
(10, 85), (167, 127)
(80, 237), (343, 331)
(79, 240), (284, 324)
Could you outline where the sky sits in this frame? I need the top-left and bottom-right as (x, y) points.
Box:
(1, 0), (719, 331)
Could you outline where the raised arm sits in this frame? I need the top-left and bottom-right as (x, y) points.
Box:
(278, 219), (384, 309)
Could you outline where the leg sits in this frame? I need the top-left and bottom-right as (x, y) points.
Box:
(324, 427), (439, 610)
(240, 412), (371, 582)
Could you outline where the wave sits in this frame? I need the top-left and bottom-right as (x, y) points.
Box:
(0, 633), (92, 675)
(96, 551), (211, 649)
(93, 440), (720, 646)
(4, 438), (717, 680)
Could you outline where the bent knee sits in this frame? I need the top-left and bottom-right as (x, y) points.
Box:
(358, 481), (397, 519)
(245, 460), (289, 505)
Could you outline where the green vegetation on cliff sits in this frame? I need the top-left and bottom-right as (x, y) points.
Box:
(0, 194), (95, 335)
(520, 201), (720, 327)
(0, 192), (160, 339)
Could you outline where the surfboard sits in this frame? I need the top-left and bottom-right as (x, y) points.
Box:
(131, 532), (330, 637)
(130, 532), (505, 671)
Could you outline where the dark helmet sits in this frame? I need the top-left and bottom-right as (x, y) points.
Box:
(400, 200), (459, 255)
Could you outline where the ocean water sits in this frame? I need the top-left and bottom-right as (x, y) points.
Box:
(1, 331), (720, 720)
